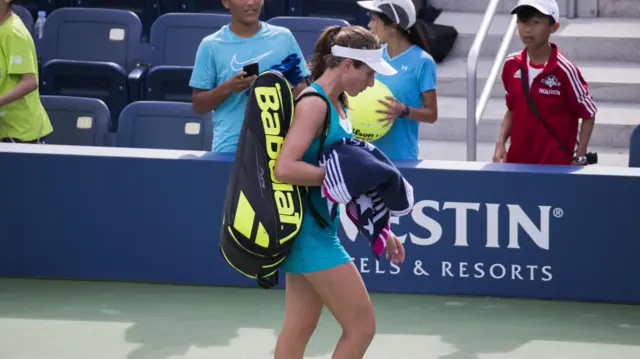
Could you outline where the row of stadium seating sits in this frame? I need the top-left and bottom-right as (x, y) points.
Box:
(42, 96), (213, 151)
(31, 8), (349, 132)
(17, 0), (368, 36)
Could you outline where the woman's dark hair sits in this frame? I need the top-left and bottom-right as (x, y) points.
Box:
(373, 11), (431, 54)
(308, 25), (381, 105)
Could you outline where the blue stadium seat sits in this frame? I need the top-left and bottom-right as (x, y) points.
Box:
(41, 96), (111, 146)
(13, 5), (34, 36)
(267, 16), (350, 60)
(144, 66), (193, 102)
(148, 13), (229, 67)
(71, 0), (161, 37)
(143, 13), (230, 102)
(116, 101), (213, 151)
(285, 0), (367, 27)
(37, 8), (145, 131)
(629, 124), (640, 167)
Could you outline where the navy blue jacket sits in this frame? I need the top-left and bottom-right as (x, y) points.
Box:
(319, 138), (414, 258)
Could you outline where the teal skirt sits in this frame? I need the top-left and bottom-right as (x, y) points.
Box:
(280, 207), (352, 274)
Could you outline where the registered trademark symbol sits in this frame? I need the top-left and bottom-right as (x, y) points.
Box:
(553, 208), (564, 218)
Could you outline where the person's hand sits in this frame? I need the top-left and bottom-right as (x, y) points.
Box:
(223, 71), (257, 93)
(376, 96), (405, 127)
(493, 142), (507, 163)
(385, 231), (405, 265)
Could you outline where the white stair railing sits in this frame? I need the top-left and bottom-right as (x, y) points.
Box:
(466, 0), (508, 161)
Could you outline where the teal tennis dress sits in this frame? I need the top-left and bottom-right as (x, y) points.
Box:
(280, 82), (354, 274)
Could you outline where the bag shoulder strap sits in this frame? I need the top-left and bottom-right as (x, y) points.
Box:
(294, 91), (332, 160)
(518, 65), (575, 158)
(293, 90), (333, 229)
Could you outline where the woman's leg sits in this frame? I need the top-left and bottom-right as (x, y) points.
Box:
(274, 272), (324, 359)
(304, 261), (376, 359)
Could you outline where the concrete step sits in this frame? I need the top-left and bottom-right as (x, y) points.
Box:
(419, 96), (640, 148)
(436, 57), (640, 103)
(430, 0), (639, 18)
(430, 0), (570, 16)
(435, 12), (640, 62)
(418, 139), (630, 167)
(599, 0), (640, 18)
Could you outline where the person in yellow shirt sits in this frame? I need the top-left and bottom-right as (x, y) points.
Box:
(0, 0), (52, 143)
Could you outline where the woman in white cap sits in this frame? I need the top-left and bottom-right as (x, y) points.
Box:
(357, 0), (439, 161)
(0, 0), (52, 144)
(274, 25), (406, 359)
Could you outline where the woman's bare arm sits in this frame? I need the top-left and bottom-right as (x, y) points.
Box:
(274, 95), (328, 186)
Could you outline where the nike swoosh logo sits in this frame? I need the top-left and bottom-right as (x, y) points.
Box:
(230, 51), (274, 72)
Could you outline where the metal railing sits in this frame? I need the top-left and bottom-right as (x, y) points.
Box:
(568, 0), (577, 18)
(465, 0), (577, 161)
(466, 0), (508, 161)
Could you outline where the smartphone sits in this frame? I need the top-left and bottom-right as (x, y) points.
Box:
(243, 63), (259, 77)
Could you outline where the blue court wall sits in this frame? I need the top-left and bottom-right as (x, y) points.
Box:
(0, 144), (639, 304)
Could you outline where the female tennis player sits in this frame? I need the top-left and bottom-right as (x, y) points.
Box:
(0, 0), (52, 144)
(357, 0), (439, 160)
(273, 25), (406, 359)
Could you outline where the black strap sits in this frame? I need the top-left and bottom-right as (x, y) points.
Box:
(519, 65), (576, 159)
(257, 270), (278, 289)
(293, 91), (332, 229)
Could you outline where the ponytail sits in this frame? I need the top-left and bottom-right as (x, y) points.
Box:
(373, 12), (431, 55)
(309, 25), (342, 83)
(405, 19), (431, 54)
(308, 25), (381, 106)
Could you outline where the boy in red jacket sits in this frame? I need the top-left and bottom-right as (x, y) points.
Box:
(493, 0), (597, 166)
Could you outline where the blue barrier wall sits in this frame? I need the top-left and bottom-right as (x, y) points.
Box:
(1, 144), (640, 303)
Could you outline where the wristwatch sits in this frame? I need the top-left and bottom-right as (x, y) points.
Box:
(400, 104), (410, 117)
(573, 155), (587, 165)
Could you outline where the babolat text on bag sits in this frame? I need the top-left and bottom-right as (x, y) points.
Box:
(219, 70), (305, 289)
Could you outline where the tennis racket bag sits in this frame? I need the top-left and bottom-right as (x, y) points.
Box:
(219, 70), (330, 289)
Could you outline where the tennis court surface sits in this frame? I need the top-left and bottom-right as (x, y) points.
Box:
(1, 278), (639, 359)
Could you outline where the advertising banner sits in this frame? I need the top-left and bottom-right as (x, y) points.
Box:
(337, 165), (640, 302)
(0, 146), (638, 303)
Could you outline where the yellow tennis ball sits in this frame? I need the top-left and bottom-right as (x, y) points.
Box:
(346, 79), (394, 142)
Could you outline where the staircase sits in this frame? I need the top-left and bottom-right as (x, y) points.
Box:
(419, 0), (640, 166)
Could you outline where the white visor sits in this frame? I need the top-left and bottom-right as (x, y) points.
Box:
(331, 45), (397, 76)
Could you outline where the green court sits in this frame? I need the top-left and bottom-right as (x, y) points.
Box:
(1, 278), (638, 359)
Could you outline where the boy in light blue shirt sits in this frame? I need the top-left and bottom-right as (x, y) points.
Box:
(190, 0), (309, 153)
